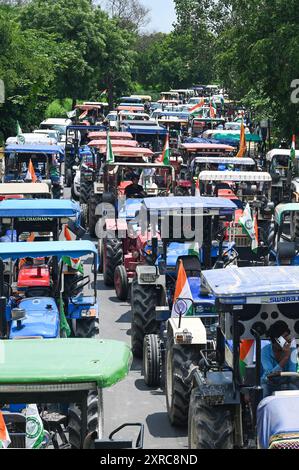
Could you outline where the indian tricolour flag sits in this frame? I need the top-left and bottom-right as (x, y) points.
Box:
(0, 410), (11, 448)
(290, 134), (296, 167)
(106, 129), (114, 163)
(239, 340), (255, 378)
(157, 133), (170, 165)
(62, 225), (84, 274)
(239, 203), (258, 252)
(171, 260), (193, 317)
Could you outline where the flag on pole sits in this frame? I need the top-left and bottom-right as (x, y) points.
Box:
(236, 120), (247, 158)
(190, 99), (205, 114)
(106, 129), (115, 163)
(171, 260), (193, 317)
(25, 404), (45, 449)
(209, 99), (216, 119)
(157, 133), (170, 165)
(25, 159), (37, 182)
(239, 340), (255, 378)
(188, 242), (200, 256)
(16, 121), (25, 144)
(79, 110), (88, 120)
(290, 134), (296, 166)
(239, 203), (258, 252)
(195, 177), (201, 196)
(61, 225), (84, 274)
(100, 89), (107, 96)
(0, 411), (11, 448)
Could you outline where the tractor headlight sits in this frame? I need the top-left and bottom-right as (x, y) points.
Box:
(175, 329), (193, 344)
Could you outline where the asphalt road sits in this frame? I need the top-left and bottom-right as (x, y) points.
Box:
(66, 183), (187, 449)
(98, 275), (188, 450)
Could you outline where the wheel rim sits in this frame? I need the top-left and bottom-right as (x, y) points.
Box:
(166, 348), (173, 406)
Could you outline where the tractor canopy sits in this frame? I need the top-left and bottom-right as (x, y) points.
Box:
(87, 131), (133, 140)
(198, 171), (271, 182)
(180, 143), (234, 153)
(66, 125), (104, 132)
(274, 203), (299, 225)
(0, 199), (80, 219)
(5, 144), (64, 157)
(0, 338), (132, 388)
(0, 182), (50, 196)
(141, 196), (237, 216)
(266, 148), (299, 162)
(191, 157), (255, 166)
(0, 240), (97, 262)
(201, 265), (299, 304)
(124, 125), (168, 135)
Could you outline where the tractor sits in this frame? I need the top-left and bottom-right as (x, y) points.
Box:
(188, 265), (299, 449)
(130, 196), (238, 363)
(266, 148), (299, 205)
(267, 203), (299, 266)
(198, 170), (274, 265)
(4, 144), (64, 199)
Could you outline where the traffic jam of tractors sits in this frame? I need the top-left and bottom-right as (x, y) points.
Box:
(1, 88), (299, 450)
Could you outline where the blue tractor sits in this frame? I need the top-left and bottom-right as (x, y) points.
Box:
(4, 144), (64, 199)
(188, 265), (299, 449)
(131, 197), (237, 394)
(268, 203), (299, 266)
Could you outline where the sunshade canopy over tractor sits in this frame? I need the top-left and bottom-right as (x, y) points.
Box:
(142, 196), (237, 215)
(0, 199), (80, 218)
(88, 139), (138, 148)
(0, 240), (97, 261)
(0, 339), (132, 388)
(274, 203), (299, 224)
(0, 183), (50, 195)
(181, 143), (234, 152)
(87, 131), (133, 140)
(5, 144), (64, 156)
(199, 171), (271, 182)
(201, 266), (299, 303)
(192, 157), (255, 166)
(266, 149), (299, 162)
(66, 125), (104, 132)
(96, 147), (154, 157)
(124, 125), (168, 135)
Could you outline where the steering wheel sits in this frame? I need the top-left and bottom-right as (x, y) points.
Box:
(157, 190), (168, 197)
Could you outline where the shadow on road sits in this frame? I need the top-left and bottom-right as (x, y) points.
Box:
(146, 413), (187, 439)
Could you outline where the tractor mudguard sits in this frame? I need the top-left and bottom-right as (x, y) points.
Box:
(192, 369), (240, 406)
(167, 317), (207, 346)
(67, 298), (98, 321)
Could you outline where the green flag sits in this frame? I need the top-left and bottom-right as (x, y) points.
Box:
(157, 133), (170, 165)
(59, 296), (71, 337)
(16, 121), (25, 144)
(106, 130), (114, 163)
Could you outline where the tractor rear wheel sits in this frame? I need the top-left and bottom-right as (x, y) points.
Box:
(103, 238), (123, 287)
(81, 203), (88, 229)
(166, 339), (199, 427)
(65, 168), (73, 188)
(188, 389), (234, 449)
(114, 264), (128, 301)
(131, 280), (159, 359)
(143, 334), (162, 387)
(68, 391), (99, 449)
(98, 239), (103, 273)
(88, 191), (100, 237)
(80, 180), (92, 204)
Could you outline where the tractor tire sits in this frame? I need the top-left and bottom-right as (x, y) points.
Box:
(114, 264), (128, 301)
(294, 213), (299, 238)
(80, 180), (92, 204)
(188, 389), (234, 449)
(143, 334), (162, 387)
(75, 318), (99, 339)
(103, 238), (123, 287)
(65, 168), (73, 188)
(131, 280), (159, 359)
(81, 203), (88, 229)
(98, 239), (103, 273)
(166, 339), (199, 427)
(88, 191), (100, 238)
(71, 184), (79, 201)
(68, 390), (99, 449)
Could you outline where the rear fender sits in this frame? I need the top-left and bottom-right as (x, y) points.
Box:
(135, 264), (165, 286)
(67, 300), (98, 320)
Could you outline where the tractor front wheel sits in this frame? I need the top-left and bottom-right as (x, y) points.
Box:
(166, 339), (199, 427)
(143, 334), (162, 387)
(114, 264), (128, 301)
(88, 191), (100, 237)
(188, 389), (234, 449)
(68, 391), (100, 449)
(75, 318), (99, 338)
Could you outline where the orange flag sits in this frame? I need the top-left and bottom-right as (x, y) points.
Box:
(26, 159), (37, 182)
(236, 121), (247, 158)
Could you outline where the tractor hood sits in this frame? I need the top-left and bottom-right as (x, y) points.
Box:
(10, 297), (60, 339)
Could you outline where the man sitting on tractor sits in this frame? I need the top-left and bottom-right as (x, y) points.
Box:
(124, 173), (146, 198)
(261, 322), (298, 397)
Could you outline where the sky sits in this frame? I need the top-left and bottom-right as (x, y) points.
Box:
(141, 0), (176, 33)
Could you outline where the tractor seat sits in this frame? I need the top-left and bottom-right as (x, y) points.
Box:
(176, 255), (201, 277)
(17, 265), (51, 289)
